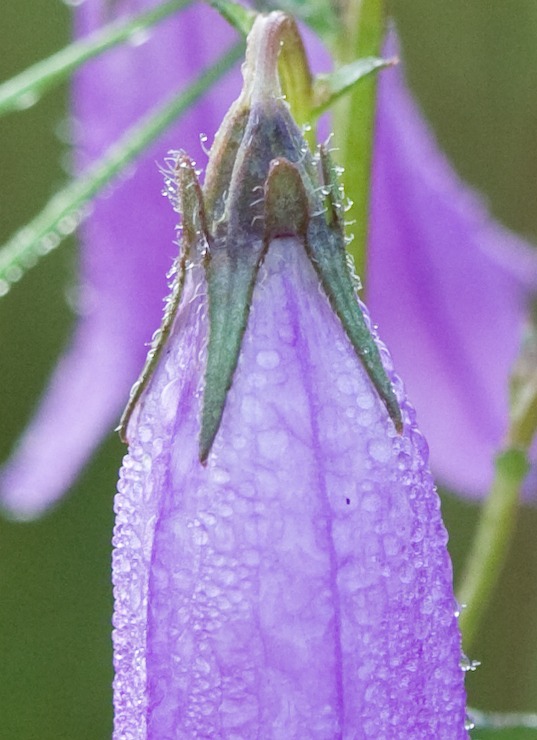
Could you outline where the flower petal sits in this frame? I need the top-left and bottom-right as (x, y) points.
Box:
(114, 237), (468, 737)
(0, 1), (240, 518)
(368, 34), (537, 497)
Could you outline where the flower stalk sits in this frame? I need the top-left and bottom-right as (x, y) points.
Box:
(457, 314), (537, 650)
(332, 0), (385, 285)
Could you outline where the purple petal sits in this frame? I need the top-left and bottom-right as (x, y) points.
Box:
(113, 237), (468, 737)
(368, 35), (537, 497)
(1, 1), (240, 518)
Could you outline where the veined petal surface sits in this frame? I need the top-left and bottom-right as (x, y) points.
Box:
(114, 236), (468, 738)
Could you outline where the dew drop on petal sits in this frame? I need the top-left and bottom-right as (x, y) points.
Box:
(256, 349), (280, 369)
(368, 438), (392, 463)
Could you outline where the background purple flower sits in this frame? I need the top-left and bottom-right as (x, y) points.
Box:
(2, 0), (536, 519)
(368, 34), (537, 497)
(1, 1), (241, 518)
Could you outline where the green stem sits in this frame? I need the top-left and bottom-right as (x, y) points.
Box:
(457, 448), (529, 651)
(0, 42), (244, 295)
(332, 0), (385, 288)
(0, 0), (192, 116)
(468, 707), (537, 731)
(457, 318), (537, 652)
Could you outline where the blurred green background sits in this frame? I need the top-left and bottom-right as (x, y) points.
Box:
(1, 1), (537, 737)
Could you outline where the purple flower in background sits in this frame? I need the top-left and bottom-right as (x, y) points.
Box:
(1, 1), (241, 518)
(368, 34), (537, 497)
(113, 14), (467, 735)
(1, 0), (536, 520)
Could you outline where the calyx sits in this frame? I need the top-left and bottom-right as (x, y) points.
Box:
(120, 12), (402, 458)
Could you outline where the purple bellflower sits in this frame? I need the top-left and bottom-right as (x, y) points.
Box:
(113, 13), (468, 737)
(368, 34), (537, 497)
(1, 0), (536, 520)
(0, 1), (240, 518)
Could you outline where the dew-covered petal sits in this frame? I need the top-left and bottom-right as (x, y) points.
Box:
(0, 0), (240, 518)
(114, 237), (468, 738)
(368, 33), (537, 497)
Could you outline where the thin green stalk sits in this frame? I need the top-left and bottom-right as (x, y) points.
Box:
(457, 448), (529, 651)
(457, 322), (537, 651)
(0, 42), (244, 295)
(0, 0), (192, 116)
(332, 0), (385, 286)
(469, 707), (537, 731)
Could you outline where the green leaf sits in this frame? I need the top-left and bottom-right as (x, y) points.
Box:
(0, 0), (193, 117)
(206, 0), (256, 36)
(0, 42), (244, 297)
(312, 55), (395, 116)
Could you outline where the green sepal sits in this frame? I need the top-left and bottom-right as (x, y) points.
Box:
(201, 252), (262, 462)
(119, 14), (402, 458)
(200, 14), (402, 459)
(119, 153), (207, 442)
(305, 146), (403, 433)
(200, 99), (307, 461)
(264, 157), (309, 244)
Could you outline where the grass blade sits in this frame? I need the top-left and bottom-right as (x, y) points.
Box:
(0, 0), (192, 116)
(0, 42), (244, 295)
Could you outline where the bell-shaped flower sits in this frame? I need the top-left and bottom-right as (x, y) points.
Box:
(2, 0), (535, 520)
(1, 1), (240, 518)
(113, 14), (468, 737)
(368, 33), (537, 496)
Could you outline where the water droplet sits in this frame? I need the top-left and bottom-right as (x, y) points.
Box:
(38, 232), (61, 254)
(5, 265), (23, 283)
(232, 435), (247, 451)
(58, 213), (79, 236)
(356, 391), (374, 410)
(336, 373), (355, 394)
(192, 528), (209, 546)
(460, 656), (481, 672)
(258, 429), (288, 460)
(361, 493), (381, 512)
(368, 438), (392, 463)
(255, 349), (280, 370)
(211, 468), (230, 485)
(128, 28), (152, 47)
(14, 90), (41, 111)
